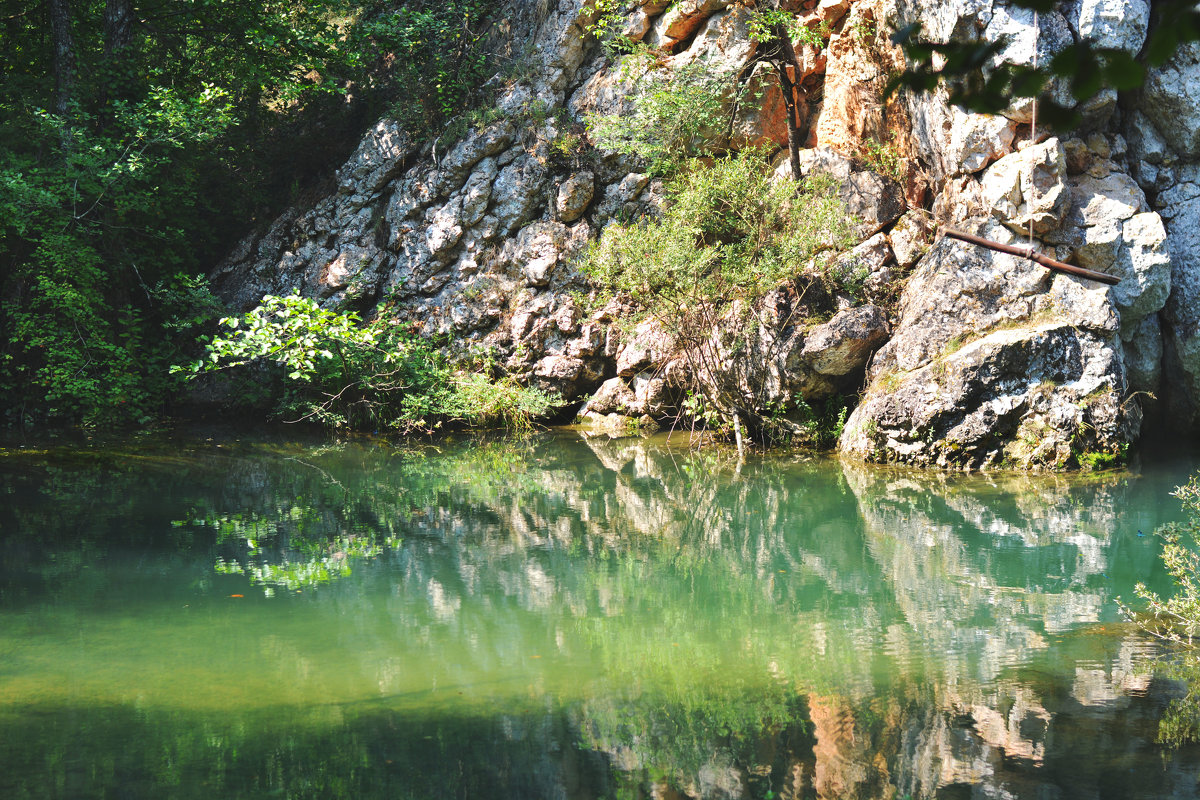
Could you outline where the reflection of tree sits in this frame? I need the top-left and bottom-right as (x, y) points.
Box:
(4, 431), (1200, 798)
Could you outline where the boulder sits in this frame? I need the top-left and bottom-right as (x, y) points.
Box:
(499, 221), (589, 288)
(581, 377), (637, 416)
(841, 219), (1138, 469)
(432, 124), (514, 198)
(701, 300), (890, 414)
(1044, 170), (1170, 334)
(801, 305), (891, 377)
(841, 323), (1135, 469)
(980, 138), (1071, 236)
(834, 232), (895, 302)
(615, 319), (674, 377)
(556, 171), (595, 222)
(580, 371), (673, 418)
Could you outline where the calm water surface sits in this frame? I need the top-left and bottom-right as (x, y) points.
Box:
(1, 428), (1199, 799)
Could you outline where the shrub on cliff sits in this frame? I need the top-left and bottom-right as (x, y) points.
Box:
(579, 150), (857, 442)
(175, 294), (559, 432)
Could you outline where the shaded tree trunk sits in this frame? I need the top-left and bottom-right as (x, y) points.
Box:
(770, 21), (804, 180)
(48, 0), (75, 116)
(104, 0), (133, 56)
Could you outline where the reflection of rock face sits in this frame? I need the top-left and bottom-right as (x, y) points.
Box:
(835, 457), (1199, 799)
(7, 432), (1200, 798)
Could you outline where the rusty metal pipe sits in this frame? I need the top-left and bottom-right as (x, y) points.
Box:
(939, 226), (1121, 286)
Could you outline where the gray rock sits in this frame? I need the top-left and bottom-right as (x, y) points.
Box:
(1141, 41), (1200, 159)
(801, 305), (891, 377)
(335, 118), (415, 199)
(842, 322), (1136, 470)
(1070, 0), (1150, 54)
(948, 107), (1017, 176)
(433, 124), (514, 198)
(980, 138), (1071, 236)
(556, 171), (595, 223)
(459, 158), (498, 227)
(593, 172), (652, 225)
(490, 156), (551, 237)
(424, 197), (464, 262)
(842, 219), (1138, 469)
(1160, 189), (1200, 425)
(889, 210), (936, 269)
(1123, 313), (1162, 394)
(615, 320), (673, 377)
(1127, 110), (1171, 166)
(582, 377), (637, 416)
(580, 372), (673, 419)
(1110, 212), (1171, 333)
(984, 7), (1076, 121)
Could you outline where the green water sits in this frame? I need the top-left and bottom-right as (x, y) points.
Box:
(2, 428), (1199, 799)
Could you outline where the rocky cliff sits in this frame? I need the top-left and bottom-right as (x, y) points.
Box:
(209, 0), (1197, 468)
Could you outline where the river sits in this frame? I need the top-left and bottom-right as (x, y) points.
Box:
(1, 427), (1198, 798)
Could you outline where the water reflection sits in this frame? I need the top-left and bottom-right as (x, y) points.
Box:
(0, 430), (1197, 798)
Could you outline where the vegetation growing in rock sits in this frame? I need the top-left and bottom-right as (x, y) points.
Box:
(580, 150), (857, 442)
(176, 294), (559, 433)
(586, 52), (739, 176)
(362, 0), (497, 141)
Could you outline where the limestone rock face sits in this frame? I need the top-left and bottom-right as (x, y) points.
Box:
(335, 119), (416, 202)
(888, 210), (935, 269)
(695, 301), (890, 418)
(1160, 184), (1200, 424)
(1070, 0), (1150, 55)
(980, 138), (1071, 236)
(841, 221), (1138, 469)
(207, 0), (1200, 450)
(1141, 42), (1200, 160)
(556, 172), (595, 222)
(796, 148), (904, 236)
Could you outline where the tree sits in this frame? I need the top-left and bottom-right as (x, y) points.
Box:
(0, 0), (367, 426)
(744, 5), (816, 180)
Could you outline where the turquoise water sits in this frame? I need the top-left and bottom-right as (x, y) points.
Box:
(1, 428), (1198, 799)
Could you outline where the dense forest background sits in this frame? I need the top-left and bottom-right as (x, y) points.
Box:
(0, 0), (495, 427)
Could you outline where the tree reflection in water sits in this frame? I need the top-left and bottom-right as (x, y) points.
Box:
(0, 429), (1198, 799)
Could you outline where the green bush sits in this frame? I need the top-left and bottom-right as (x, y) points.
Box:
(176, 294), (559, 433)
(586, 53), (739, 175)
(1123, 474), (1200, 746)
(359, 0), (496, 141)
(582, 150), (855, 325)
(1, 1), (509, 429)
(579, 150), (857, 441)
